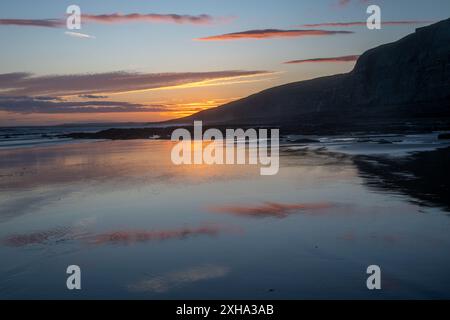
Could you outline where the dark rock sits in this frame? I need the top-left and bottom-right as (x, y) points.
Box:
(377, 139), (393, 144)
(438, 133), (450, 140)
(288, 138), (319, 143)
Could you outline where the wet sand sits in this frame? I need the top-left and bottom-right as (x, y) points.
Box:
(1, 137), (450, 299)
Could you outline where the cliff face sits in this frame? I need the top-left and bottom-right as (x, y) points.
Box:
(349, 18), (450, 116)
(174, 19), (450, 127)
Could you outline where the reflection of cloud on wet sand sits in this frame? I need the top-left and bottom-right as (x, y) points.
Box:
(128, 265), (230, 293)
(1, 218), (96, 246)
(2, 226), (78, 247)
(338, 231), (401, 245)
(88, 225), (230, 245)
(2, 224), (236, 247)
(0, 187), (75, 223)
(208, 202), (334, 218)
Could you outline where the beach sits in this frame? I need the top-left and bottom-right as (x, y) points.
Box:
(1, 135), (450, 299)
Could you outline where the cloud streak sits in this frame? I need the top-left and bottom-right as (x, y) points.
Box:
(65, 31), (96, 39)
(0, 70), (269, 97)
(337, 0), (352, 7)
(0, 18), (64, 28)
(301, 20), (434, 27)
(79, 94), (108, 99)
(82, 13), (223, 25)
(335, 0), (370, 8)
(284, 55), (360, 64)
(0, 96), (164, 114)
(196, 29), (353, 41)
(0, 13), (228, 29)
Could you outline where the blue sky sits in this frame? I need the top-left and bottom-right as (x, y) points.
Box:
(0, 0), (449, 125)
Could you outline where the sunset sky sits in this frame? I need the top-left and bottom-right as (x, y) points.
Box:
(0, 0), (448, 126)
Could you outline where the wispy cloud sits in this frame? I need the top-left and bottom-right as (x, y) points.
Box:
(65, 31), (96, 39)
(0, 96), (164, 114)
(334, 0), (370, 8)
(196, 29), (353, 41)
(301, 20), (434, 27)
(78, 94), (108, 99)
(0, 70), (269, 97)
(0, 18), (64, 28)
(82, 13), (228, 25)
(284, 55), (360, 64)
(0, 13), (229, 29)
(337, 0), (352, 7)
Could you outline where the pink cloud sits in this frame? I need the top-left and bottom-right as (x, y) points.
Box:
(196, 29), (353, 41)
(0, 13), (229, 29)
(335, 0), (370, 8)
(82, 13), (224, 25)
(301, 20), (434, 27)
(0, 70), (269, 97)
(338, 0), (351, 7)
(284, 55), (360, 64)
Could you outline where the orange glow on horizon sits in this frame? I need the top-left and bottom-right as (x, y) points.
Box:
(0, 97), (239, 125)
(102, 72), (276, 97)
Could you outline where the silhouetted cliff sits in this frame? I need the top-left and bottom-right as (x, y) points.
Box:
(172, 19), (450, 130)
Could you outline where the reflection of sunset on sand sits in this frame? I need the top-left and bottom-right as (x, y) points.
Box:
(0, 141), (257, 191)
(1, 139), (450, 298)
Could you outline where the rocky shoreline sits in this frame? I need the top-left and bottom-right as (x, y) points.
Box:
(61, 118), (450, 140)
